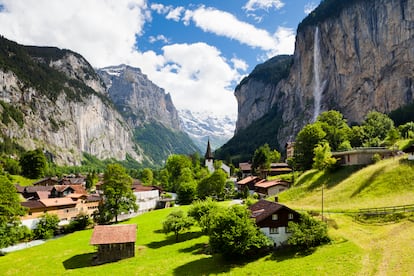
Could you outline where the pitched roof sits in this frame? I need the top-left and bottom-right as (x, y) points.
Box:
(21, 200), (46, 209)
(239, 162), (252, 171)
(237, 176), (260, 185)
(254, 179), (290, 189)
(40, 197), (76, 207)
(25, 185), (54, 193)
(248, 199), (296, 223)
(36, 191), (51, 199)
(90, 224), (137, 245)
(205, 139), (214, 159)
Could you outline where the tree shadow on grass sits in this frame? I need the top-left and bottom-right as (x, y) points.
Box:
(351, 166), (384, 197)
(173, 255), (237, 276)
(266, 247), (316, 262)
(146, 231), (203, 249)
(178, 242), (207, 254)
(63, 252), (95, 270)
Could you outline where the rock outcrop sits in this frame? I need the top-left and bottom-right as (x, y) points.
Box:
(235, 0), (414, 147)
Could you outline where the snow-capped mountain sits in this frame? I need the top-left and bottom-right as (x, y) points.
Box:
(179, 110), (236, 153)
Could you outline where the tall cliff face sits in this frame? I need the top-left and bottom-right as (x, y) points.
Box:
(98, 65), (181, 130)
(0, 37), (143, 165)
(235, 0), (414, 148)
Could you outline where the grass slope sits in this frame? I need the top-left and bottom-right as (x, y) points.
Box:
(0, 206), (363, 275)
(279, 156), (414, 211)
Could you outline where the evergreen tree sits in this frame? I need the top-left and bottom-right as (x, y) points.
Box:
(20, 149), (47, 179)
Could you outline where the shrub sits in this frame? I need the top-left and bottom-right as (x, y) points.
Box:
(34, 213), (60, 239)
(64, 212), (92, 233)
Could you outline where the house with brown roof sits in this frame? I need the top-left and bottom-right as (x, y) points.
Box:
(131, 181), (161, 214)
(236, 176), (262, 193)
(90, 224), (137, 264)
(239, 162), (252, 178)
(254, 179), (290, 197)
(249, 199), (300, 247)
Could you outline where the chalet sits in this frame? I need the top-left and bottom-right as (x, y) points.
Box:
(404, 144), (414, 160)
(332, 147), (398, 166)
(131, 181), (161, 214)
(32, 177), (59, 186)
(239, 162), (252, 178)
(236, 176), (262, 193)
(17, 185), (53, 200)
(262, 163), (293, 177)
(50, 184), (87, 198)
(249, 199), (300, 247)
(90, 224), (137, 264)
(254, 179), (290, 197)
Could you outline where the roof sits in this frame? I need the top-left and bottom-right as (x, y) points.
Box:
(205, 139), (214, 159)
(25, 186), (54, 193)
(248, 199), (296, 223)
(270, 163), (290, 168)
(32, 177), (59, 186)
(237, 176), (260, 185)
(21, 200), (46, 209)
(90, 224), (137, 245)
(86, 194), (101, 202)
(239, 162), (252, 171)
(36, 191), (51, 199)
(254, 179), (290, 189)
(15, 184), (25, 193)
(53, 185), (86, 194)
(40, 197), (76, 207)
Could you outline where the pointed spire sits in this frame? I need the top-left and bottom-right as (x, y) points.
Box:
(205, 138), (214, 160)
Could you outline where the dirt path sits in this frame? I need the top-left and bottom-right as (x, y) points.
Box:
(331, 215), (414, 276)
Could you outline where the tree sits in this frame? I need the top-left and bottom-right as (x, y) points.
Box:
(287, 212), (330, 250)
(188, 198), (220, 233)
(20, 149), (47, 179)
(177, 180), (197, 205)
(398, 122), (414, 139)
(385, 128), (400, 147)
(361, 111), (395, 146)
(0, 175), (26, 248)
(165, 154), (193, 192)
(162, 210), (194, 242)
(34, 213), (60, 239)
(85, 171), (98, 190)
(101, 164), (137, 223)
(294, 123), (326, 170)
(197, 169), (227, 199)
(1, 156), (21, 175)
(312, 142), (337, 171)
(140, 168), (153, 185)
(252, 144), (272, 176)
(316, 110), (351, 151)
(207, 205), (271, 258)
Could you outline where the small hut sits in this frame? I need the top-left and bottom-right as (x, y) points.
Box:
(90, 224), (137, 264)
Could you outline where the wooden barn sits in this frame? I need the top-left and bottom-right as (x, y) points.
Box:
(90, 224), (137, 264)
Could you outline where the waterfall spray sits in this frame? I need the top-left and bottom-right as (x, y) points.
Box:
(313, 26), (322, 122)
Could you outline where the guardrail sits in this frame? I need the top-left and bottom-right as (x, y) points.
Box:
(358, 204), (414, 216)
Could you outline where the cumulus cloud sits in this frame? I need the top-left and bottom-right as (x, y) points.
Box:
(304, 2), (318, 14)
(182, 6), (293, 57)
(0, 0), (149, 68)
(149, 34), (170, 44)
(243, 0), (285, 11)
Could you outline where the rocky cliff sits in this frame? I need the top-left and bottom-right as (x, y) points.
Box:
(98, 65), (181, 130)
(235, 0), (414, 148)
(0, 36), (197, 166)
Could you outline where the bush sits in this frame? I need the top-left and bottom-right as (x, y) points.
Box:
(287, 212), (330, 250)
(34, 213), (60, 239)
(64, 213), (92, 233)
(188, 198), (219, 233)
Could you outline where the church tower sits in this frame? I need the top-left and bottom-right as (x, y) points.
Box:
(205, 139), (214, 173)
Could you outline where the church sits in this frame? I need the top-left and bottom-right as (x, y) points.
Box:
(204, 139), (230, 176)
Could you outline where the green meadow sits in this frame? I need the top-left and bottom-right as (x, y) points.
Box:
(1, 156), (414, 275)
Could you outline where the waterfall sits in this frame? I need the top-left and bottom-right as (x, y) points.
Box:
(312, 26), (322, 122)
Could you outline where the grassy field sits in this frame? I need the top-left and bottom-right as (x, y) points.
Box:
(2, 156), (414, 275)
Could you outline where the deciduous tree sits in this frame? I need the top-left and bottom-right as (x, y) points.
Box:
(20, 149), (47, 179)
(162, 210), (194, 242)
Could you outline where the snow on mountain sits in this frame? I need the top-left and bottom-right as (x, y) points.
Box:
(179, 109), (236, 153)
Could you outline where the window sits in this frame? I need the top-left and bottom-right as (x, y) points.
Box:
(288, 213), (294, 220)
(272, 214), (278, 220)
(269, 227), (279, 234)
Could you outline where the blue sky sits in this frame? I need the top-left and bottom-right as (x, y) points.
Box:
(0, 0), (319, 118)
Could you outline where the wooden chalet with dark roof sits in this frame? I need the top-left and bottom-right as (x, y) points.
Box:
(254, 179), (290, 197)
(249, 199), (300, 247)
(90, 224), (137, 264)
(236, 176), (262, 192)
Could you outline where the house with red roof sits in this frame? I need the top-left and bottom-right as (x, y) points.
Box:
(249, 199), (300, 247)
(254, 179), (290, 197)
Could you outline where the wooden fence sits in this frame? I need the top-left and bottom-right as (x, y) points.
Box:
(357, 204), (414, 216)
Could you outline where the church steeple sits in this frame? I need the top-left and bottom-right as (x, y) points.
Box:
(205, 138), (214, 160)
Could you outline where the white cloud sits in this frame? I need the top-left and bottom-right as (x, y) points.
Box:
(137, 43), (240, 117)
(149, 34), (170, 44)
(243, 0), (285, 11)
(304, 2), (318, 14)
(0, 0), (149, 68)
(0, 0), (242, 117)
(183, 6), (293, 57)
(166, 6), (184, 21)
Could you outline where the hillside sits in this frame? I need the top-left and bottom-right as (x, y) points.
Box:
(279, 156), (414, 211)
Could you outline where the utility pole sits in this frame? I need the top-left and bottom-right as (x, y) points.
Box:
(321, 184), (324, 222)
